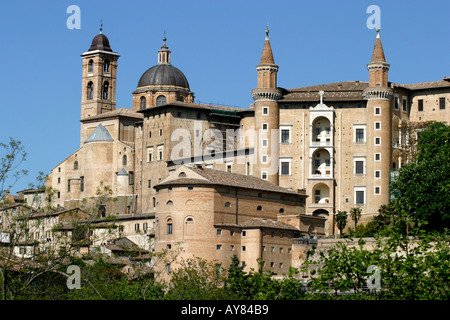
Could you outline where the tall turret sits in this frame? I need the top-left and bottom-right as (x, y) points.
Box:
(252, 27), (282, 185)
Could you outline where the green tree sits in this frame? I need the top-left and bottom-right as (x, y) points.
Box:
(164, 257), (228, 300)
(349, 207), (362, 231)
(0, 138), (28, 203)
(335, 210), (348, 236)
(392, 122), (450, 231)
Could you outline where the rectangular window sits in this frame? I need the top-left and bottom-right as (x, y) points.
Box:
(157, 145), (164, 161)
(281, 129), (290, 143)
(375, 122), (381, 130)
(261, 155), (268, 164)
(403, 98), (407, 112)
(315, 159), (321, 167)
(439, 97), (446, 110)
(354, 125), (366, 143)
(375, 153), (381, 161)
(375, 137), (381, 145)
(261, 171), (268, 180)
(355, 160), (364, 175)
(355, 188), (365, 205)
(262, 123), (268, 131)
(374, 170), (381, 179)
(216, 244), (222, 250)
(262, 107), (269, 115)
(394, 97), (399, 110)
(148, 180), (152, 188)
(262, 139), (268, 147)
(135, 224), (140, 231)
(167, 223), (173, 235)
(418, 99), (423, 111)
(374, 186), (381, 195)
(147, 147), (153, 162)
(356, 129), (364, 142)
(281, 161), (290, 175)
(280, 125), (292, 144)
(375, 107), (381, 115)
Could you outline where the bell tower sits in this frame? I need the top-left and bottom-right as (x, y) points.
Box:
(80, 27), (120, 120)
(252, 27), (282, 185)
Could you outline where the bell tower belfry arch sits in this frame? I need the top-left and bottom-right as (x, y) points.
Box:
(80, 27), (120, 120)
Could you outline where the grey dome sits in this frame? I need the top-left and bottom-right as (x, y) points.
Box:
(137, 64), (190, 89)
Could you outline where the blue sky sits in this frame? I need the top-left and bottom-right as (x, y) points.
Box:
(0, 0), (448, 193)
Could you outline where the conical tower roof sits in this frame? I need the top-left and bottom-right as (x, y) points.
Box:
(370, 29), (386, 63)
(260, 28), (275, 65)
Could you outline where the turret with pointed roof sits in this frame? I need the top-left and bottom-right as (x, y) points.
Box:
(367, 29), (390, 88)
(251, 27), (282, 185)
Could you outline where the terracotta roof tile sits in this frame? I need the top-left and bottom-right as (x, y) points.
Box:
(155, 166), (305, 196)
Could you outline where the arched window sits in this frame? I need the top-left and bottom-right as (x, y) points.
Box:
(185, 217), (194, 236)
(99, 205), (106, 218)
(87, 82), (94, 100)
(140, 96), (147, 110)
(88, 60), (94, 73)
(167, 219), (173, 235)
(122, 155), (127, 166)
(104, 60), (110, 73)
(257, 205), (263, 211)
(178, 172), (186, 178)
(156, 95), (166, 106)
(166, 200), (173, 206)
(225, 202), (231, 207)
(74, 161), (78, 170)
(103, 81), (109, 100)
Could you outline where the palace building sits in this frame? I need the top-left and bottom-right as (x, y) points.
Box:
(43, 27), (449, 273)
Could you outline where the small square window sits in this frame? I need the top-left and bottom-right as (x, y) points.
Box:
(262, 139), (268, 147)
(217, 244), (222, 250)
(261, 155), (268, 164)
(261, 171), (268, 180)
(375, 122), (381, 130)
(375, 137), (381, 145)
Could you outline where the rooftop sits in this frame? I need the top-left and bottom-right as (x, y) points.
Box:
(155, 165), (306, 196)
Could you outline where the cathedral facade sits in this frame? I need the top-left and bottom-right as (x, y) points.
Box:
(46, 27), (449, 251)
